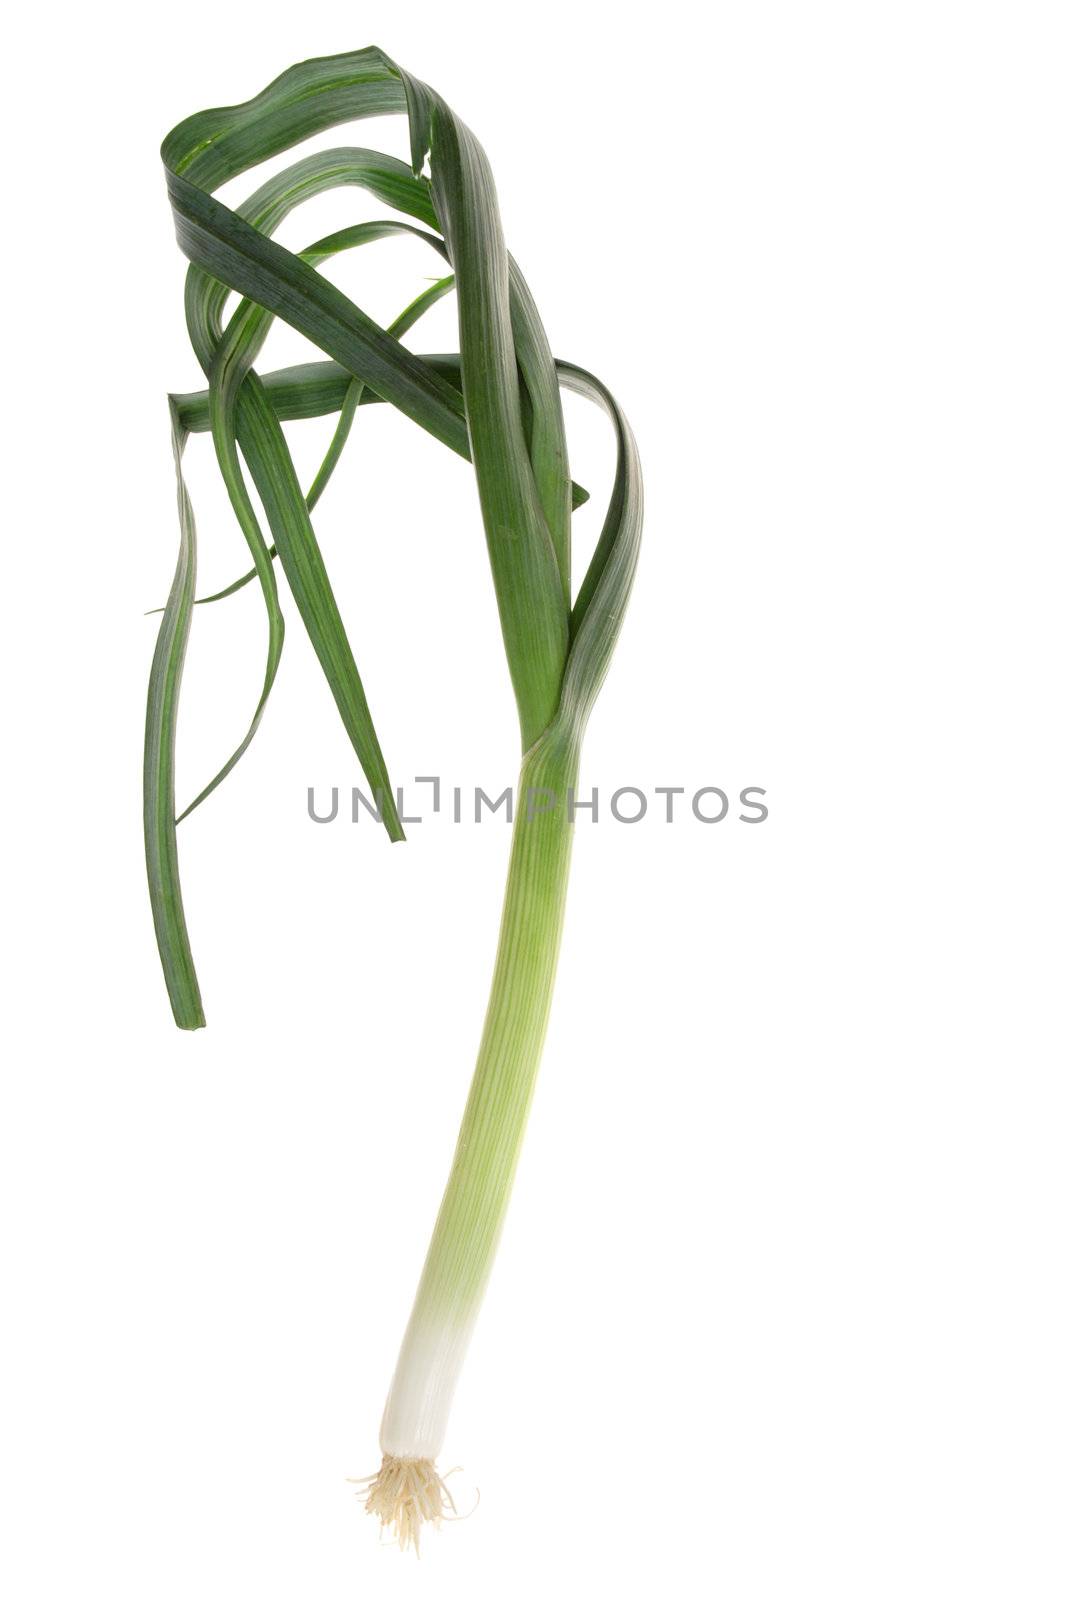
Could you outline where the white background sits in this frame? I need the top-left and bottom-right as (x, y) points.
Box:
(3, 3), (1065, 1595)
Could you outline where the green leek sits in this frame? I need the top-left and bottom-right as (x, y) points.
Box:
(146, 49), (642, 1549)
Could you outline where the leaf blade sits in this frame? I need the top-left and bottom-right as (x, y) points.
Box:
(143, 404), (206, 1028)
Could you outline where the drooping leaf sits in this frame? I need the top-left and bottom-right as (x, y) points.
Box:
(144, 404), (206, 1028)
(147, 49), (637, 1034)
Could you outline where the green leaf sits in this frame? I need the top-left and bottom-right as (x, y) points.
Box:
(147, 50), (638, 1032)
(185, 215), (449, 831)
(190, 276), (458, 610)
(555, 364), (643, 732)
(171, 357), (589, 513)
(143, 404), (206, 1028)
(165, 73), (576, 748)
(388, 60), (569, 747)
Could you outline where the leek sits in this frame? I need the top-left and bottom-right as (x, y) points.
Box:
(146, 49), (642, 1548)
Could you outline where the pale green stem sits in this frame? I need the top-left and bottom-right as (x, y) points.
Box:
(379, 727), (579, 1460)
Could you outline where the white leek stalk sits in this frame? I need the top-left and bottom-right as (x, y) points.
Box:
(366, 733), (577, 1545)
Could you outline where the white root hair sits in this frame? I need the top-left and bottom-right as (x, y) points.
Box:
(359, 1455), (458, 1554)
